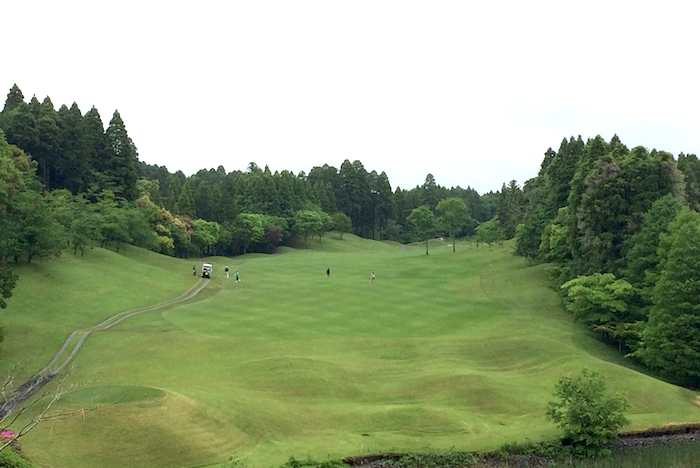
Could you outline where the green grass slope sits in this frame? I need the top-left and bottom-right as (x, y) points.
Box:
(2, 236), (698, 468)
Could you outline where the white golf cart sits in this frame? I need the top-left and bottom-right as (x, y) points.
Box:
(201, 263), (213, 279)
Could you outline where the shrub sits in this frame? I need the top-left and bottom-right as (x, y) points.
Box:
(280, 457), (344, 468)
(547, 368), (629, 457)
(0, 450), (32, 468)
(500, 439), (572, 459)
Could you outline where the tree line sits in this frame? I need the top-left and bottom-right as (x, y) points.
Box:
(0, 84), (506, 310)
(508, 134), (700, 388)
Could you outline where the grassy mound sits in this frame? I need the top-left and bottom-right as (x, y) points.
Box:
(2, 235), (698, 468)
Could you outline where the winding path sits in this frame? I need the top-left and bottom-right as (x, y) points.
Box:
(0, 278), (210, 416)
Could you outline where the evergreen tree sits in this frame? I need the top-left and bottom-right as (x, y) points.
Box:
(452, 186), (484, 224)
(624, 194), (683, 294)
(479, 191), (499, 221)
(338, 160), (363, 234)
(371, 171), (394, 239)
(570, 145), (679, 277)
(538, 148), (557, 177)
(678, 153), (700, 211)
(219, 171), (241, 221)
(636, 208), (700, 386)
(195, 180), (213, 221)
(83, 106), (108, 178)
(165, 172), (184, 213)
(514, 176), (554, 261)
(104, 110), (138, 200)
(0, 101), (39, 162)
(2, 84), (24, 113)
(421, 173), (439, 211)
(57, 102), (90, 193)
(27, 95), (40, 119)
(546, 136), (584, 211)
(495, 180), (526, 239)
(210, 183), (223, 222)
(32, 97), (61, 189)
(177, 177), (197, 218)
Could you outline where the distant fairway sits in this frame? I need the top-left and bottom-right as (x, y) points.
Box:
(2, 236), (698, 468)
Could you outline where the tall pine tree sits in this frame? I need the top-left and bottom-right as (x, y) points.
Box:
(636, 208), (700, 386)
(104, 110), (138, 200)
(2, 84), (24, 113)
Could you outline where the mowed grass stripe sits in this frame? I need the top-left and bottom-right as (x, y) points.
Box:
(4, 235), (699, 468)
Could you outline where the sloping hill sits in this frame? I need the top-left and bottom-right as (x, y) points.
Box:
(2, 236), (698, 468)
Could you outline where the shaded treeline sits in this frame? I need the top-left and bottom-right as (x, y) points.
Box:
(509, 135), (700, 388)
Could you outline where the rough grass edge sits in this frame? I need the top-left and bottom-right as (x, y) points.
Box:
(325, 423), (700, 467)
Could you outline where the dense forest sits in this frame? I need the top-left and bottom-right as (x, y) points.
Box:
(0, 84), (501, 309)
(512, 135), (700, 388)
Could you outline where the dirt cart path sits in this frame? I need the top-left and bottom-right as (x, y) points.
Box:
(0, 278), (210, 416)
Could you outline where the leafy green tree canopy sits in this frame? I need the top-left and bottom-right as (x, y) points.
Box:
(635, 207), (700, 386)
(561, 273), (633, 328)
(232, 213), (264, 254)
(436, 197), (469, 252)
(293, 210), (324, 247)
(332, 212), (352, 240)
(408, 205), (435, 255)
(547, 368), (629, 457)
(475, 218), (505, 248)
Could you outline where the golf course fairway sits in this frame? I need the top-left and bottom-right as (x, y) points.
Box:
(2, 235), (698, 468)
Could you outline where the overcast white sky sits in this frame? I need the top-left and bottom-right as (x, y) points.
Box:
(3, 1), (699, 194)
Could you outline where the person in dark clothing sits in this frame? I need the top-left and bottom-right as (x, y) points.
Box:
(326, 268), (330, 277)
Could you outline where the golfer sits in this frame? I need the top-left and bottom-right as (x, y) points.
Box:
(370, 271), (375, 283)
(326, 268), (330, 277)
(225, 266), (229, 279)
(235, 270), (240, 282)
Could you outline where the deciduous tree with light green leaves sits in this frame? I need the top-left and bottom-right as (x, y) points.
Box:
(232, 213), (263, 254)
(191, 219), (221, 256)
(547, 368), (629, 457)
(11, 190), (66, 264)
(0, 130), (27, 308)
(475, 218), (505, 248)
(293, 210), (324, 247)
(408, 205), (435, 255)
(332, 212), (352, 240)
(437, 197), (469, 252)
(561, 273), (637, 350)
(317, 211), (333, 243)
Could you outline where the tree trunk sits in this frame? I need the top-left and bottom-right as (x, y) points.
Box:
(425, 238), (429, 255)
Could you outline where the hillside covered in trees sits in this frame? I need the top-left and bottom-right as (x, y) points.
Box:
(511, 135), (700, 388)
